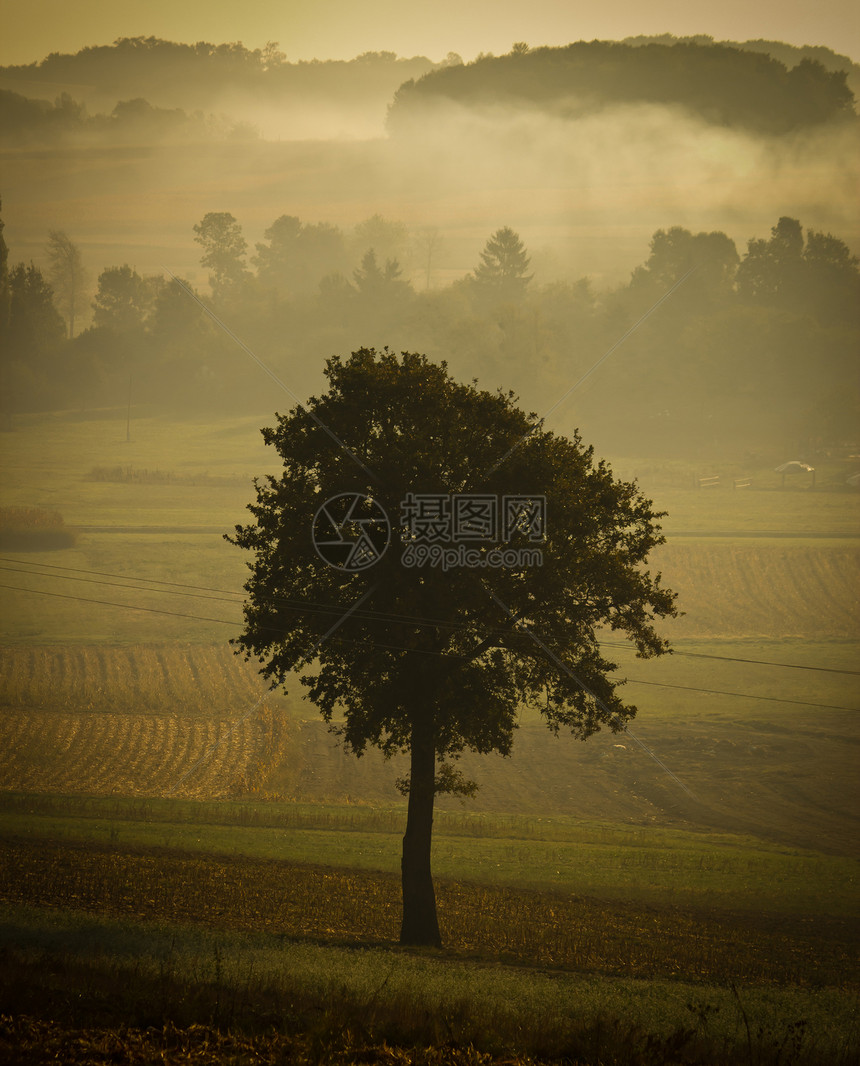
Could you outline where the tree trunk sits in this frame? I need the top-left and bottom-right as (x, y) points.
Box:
(399, 715), (441, 947)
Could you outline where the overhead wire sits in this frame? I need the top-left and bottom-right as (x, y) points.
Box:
(2, 556), (857, 677)
(599, 639), (860, 676)
(2, 579), (858, 712)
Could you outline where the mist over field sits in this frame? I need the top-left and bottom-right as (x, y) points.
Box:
(1, 38), (858, 460)
(2, 35), (859, 286)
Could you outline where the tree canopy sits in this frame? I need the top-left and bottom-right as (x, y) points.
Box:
(352, 249), (409, 299)
(254, 215), (348, 296)
(228, 347), (677, 944)
(631, 226), (739, 299)
(193, 212), (249, 298)
(472, 227), (533, 303)
(91, 265), (153, 334)
(6, 263), (66, 357)
(388, 40), (856, 135)
(737, 216), (860, 323)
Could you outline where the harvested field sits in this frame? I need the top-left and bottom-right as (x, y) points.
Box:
(0, 644), (266, 716)
(655, 542), (860, 640)
(0, 708), (279, 799)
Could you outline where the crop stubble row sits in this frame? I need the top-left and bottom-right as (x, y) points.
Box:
(0, 645), (265, 716)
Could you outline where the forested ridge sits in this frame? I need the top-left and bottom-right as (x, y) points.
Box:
(388, 40), (857, 134)
(0, 88), (248, 145)
(0, 37), (443, 104)
(0, 38), (446, 141)
(1, 36), (857, 146)
(622, 34), (860, 98)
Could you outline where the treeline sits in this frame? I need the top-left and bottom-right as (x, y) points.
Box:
(621, 34), (860, 97)
(4, 36), (856, 144)
(0, 37), (446, 113)
(388, 40), (856, 135)
(0, 89), (256, 146)
(1, 204), (858, 457)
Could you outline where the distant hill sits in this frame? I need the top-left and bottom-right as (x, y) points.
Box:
(4, 37), (856, 143)
(387, 40), (857, 135)
(621, 34), (860, 99)
(0, 37), (444, 128)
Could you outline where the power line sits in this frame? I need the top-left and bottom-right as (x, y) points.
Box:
(0, 582), (239, 628)
(600, 640), (860, 677)
(0, 556), (245, 598)
(487, 585), (696, 798)
(0, 563), (243, 608)
(0, 561), (473, 634)
(3, 556), (858, 678)
(0, 558), (465, 631)
(2, 581), (858, 712)
(622, 676), (859, 712)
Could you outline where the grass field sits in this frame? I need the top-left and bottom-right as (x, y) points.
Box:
(0, 410), (857, 647)
(0, 830), (857, 1062)
(1, 792), (857, 916)
(1, 409), (858, 1062)
(3, 899), (856, 1065)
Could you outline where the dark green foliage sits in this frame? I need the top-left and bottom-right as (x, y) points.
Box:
(0, 89), (86, 143)
(622, 33), (859, 96)
(388, 40), (856, 134)
(147, 275), (207, 346)
(0, 197), (856, 457)
(107, 96), (199, 139)
(352, 249), (410, 300)
(229, 347), (676, 943)
(630, 227), (739, 303)
(231, 348), (674, 751)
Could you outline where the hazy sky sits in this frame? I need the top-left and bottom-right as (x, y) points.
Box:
(4, 0), (859, 67)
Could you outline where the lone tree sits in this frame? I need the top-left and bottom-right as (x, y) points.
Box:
(229, 348), (676, 946)
(193, 211), (248, 298)
(473, 226), (533, 301)
(46, 230), (87, 338)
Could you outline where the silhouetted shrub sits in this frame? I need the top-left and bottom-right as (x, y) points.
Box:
(0, 506), (77, 550)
